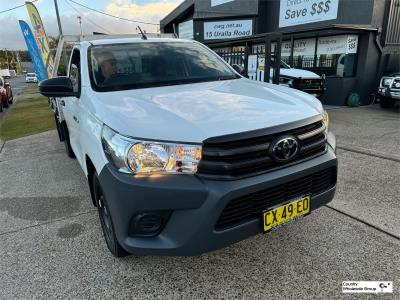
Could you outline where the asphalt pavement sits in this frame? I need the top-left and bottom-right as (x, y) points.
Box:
(0, 104), (399, 299)
(0, 76), (30, 123)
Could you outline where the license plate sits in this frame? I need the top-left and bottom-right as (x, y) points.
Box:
(263, 195), (311, 233)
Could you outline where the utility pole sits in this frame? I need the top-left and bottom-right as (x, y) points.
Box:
(54, 0), (69, 72)
(16, 51), (22, 74)
(77, 16), (83, 37)
(54, 0), (63, 36)
(4, 49), (9, 69)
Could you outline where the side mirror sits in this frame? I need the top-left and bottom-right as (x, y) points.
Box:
(232, 64), (247, 77)
(39, 77), (78, 97)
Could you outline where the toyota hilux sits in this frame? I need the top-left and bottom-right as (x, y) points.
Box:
(378, 73), (400, 108)
(39, 37), (337, 257)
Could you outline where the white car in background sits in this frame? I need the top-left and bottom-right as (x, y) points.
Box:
(378, 73), (400, 108)
(229, 57), (325, 98)
(25, 73), (38, 83)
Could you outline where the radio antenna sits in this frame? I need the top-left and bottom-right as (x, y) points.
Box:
(136, 26), (147, 40)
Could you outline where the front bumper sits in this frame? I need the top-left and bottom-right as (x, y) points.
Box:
(378, 87), (400, 100)
(98, 146), (337, 256)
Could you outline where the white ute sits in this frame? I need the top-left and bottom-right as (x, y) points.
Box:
(39, 37), (337, 257)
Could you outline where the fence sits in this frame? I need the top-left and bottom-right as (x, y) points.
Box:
(215, 45), (349, 79)
(214, 46), (281, 83)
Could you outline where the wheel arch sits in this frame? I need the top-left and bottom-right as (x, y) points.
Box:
(85, 155), (98, 207)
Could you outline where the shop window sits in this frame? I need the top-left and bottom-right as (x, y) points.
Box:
(178, 19), (193, 40)
(214, 34), (358, 79)
(315, 35), (358, 77)
(291, 38), (316, 69)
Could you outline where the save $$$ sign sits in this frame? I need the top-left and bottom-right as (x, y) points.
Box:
(279, 0), (339, 28)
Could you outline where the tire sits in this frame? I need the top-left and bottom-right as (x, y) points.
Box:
(380, 97), (396, 108)
(54, 114), (64, 142)
(7, 88), (13, 104)
(93, 173), (128, 257)
(61, 123), (75, 158)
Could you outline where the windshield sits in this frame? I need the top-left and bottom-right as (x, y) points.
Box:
(89, 41), (238, 92)
(271, 57), (290, 69)
(27, 73), (36, 77)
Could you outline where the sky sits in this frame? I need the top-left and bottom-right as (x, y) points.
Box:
(0, 0), (183, 50)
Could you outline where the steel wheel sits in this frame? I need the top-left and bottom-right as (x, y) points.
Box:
(98, 194), (116, 251)
(93, 174), (128, 257)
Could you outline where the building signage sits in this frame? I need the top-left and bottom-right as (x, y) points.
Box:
(272, 38), (316, 57)
(279, 0), (339, 28)
(178, 19), (193, 40)
(281, 41), (292, 56)
(293, 38), (316, 56)
(317, 35), (358, 55)
(211, 0), (235, 7)
(204, 19), (253, 40)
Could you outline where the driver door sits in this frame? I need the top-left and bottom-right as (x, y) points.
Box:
(64, 49), (82, 163)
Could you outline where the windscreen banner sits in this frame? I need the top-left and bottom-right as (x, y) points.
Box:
(25, 1), (54, 78)
(18, 20), (47, 81)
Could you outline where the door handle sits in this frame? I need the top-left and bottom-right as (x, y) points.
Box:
(60, 100), (65, 106)
(73, 116), (79, 123)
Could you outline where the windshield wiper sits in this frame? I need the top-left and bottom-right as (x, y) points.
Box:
(217, 75), (240, 81)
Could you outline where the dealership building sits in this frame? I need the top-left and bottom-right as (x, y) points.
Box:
(160, 0), (400, 106)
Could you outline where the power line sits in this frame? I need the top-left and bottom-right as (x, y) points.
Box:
(0, 0), (38, 14)
(67, 0), (159, 26)
(62, 0), (114, 35)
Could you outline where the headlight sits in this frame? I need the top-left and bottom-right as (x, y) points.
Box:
(101, 125), (202, 175)
(279, 77), (293, 87)
(322, 110), (329, 132)
(382, 78), (392, 87)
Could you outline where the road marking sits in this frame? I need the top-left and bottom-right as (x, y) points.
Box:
(326, 205), (400, 241)
(337, 146), (400, 163)
(0, 210), (96, 237)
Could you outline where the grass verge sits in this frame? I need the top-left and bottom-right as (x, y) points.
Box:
(0, 96), (55, 141)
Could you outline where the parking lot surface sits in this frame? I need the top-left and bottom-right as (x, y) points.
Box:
(0, 76), (28, 123)
(0, 105), (399, 299)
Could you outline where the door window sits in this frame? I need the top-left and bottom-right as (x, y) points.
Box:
(70, 64), (80, 94)
(69, 50), (81, 96)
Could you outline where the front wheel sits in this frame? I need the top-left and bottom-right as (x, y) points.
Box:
(380, 97), (396, 108)
(93, 174), (128, 257)
(61, 123), (75, 158)
(7, 87), (13, 104)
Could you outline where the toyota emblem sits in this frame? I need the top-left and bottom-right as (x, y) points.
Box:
(270, 136), (299, 162)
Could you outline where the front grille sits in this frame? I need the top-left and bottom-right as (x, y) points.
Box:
(215, 167), (337, 230)
(197, 120), (327, 179)
(292, 78), (323, 92)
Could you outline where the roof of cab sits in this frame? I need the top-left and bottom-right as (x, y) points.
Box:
(88, 37), (190, 45)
